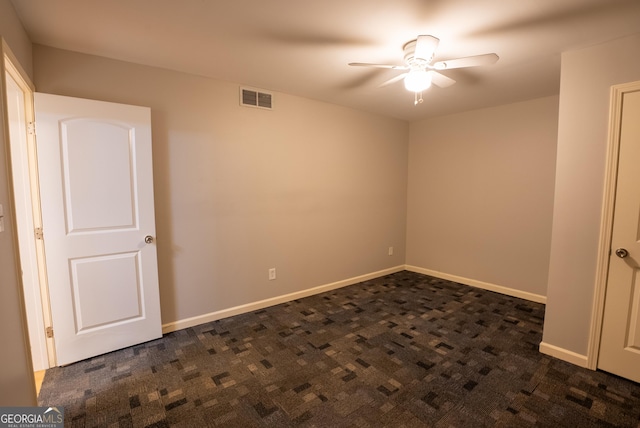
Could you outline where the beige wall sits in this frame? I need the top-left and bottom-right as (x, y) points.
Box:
(0, 0), (36, 406)
(0, 0), (31, 76)
(33, 45), (409, 325)
(406, 96), (559, 299)
(543, 33), (640, 358)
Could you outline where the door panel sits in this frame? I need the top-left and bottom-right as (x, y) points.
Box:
(627, 274), (640, 349)
(62, 119), (135, 231)
(71, 252), (142, 331)
(599, 87), (640, 382)
(35, 93), (161, 366)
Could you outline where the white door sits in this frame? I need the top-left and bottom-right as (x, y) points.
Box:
(35, 93), (162, 366)
(598, 87), (640, 382)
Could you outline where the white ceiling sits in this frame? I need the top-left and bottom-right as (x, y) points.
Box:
(11, 0), (640, 121)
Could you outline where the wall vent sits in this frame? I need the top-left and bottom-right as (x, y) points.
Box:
(240, 87), (273, 110)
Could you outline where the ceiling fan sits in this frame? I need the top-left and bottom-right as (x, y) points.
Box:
(349, 35), (499, 104)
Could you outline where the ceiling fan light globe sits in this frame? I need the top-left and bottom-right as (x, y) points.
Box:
(404, 70), (432, 92)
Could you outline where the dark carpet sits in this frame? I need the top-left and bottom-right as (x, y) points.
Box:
(38, 271), (640, 427)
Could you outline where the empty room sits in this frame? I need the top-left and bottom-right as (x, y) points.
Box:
(2, 0), (640, 426)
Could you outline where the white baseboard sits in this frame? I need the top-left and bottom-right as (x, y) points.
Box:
(162, 265), (405, 334)
(404, 265), (547, 304)
(539, 341), (589, 368)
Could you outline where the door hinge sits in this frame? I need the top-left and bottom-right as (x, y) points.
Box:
(35, 227), (43, 240)
(45, 326), (54, 338)
(27, 122), (36, 135)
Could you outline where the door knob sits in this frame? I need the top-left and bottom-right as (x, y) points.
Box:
(145, 235), (154, 244)
(615, 248), (629, 258)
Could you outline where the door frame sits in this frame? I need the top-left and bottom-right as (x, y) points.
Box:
(2, 41), (56, 369)
(588, 80), (640, 370)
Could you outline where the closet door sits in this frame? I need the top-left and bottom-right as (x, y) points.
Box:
(599, 84), (640, 383)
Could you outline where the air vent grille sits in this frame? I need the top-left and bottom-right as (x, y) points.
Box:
(240, 87), (273, 110)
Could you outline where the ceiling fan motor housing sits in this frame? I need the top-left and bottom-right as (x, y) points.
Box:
(403, 39), (433, 69)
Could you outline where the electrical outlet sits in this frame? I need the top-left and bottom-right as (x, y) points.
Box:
(268, 268), (276, 280)
(388, 246), (394, 256)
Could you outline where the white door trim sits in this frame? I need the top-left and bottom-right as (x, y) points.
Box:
(588, 80), (640, 369)
(3, 42), (56, 370)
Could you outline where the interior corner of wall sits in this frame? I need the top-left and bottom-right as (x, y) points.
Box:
(539, 341), (589, 369)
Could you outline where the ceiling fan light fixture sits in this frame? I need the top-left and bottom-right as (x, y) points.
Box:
(348, 34), (498, 104)
(404, 69), (432, 92)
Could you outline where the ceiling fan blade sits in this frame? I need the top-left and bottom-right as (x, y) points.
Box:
(430, 71), (456, 88)
(348, 62), (408, 70)
(378, 73), (408, 87)
(433, 53), (499, 70)
(414, 35), (439, 61)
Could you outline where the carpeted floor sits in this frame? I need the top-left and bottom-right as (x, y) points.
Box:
(38, 271), (640, 427)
